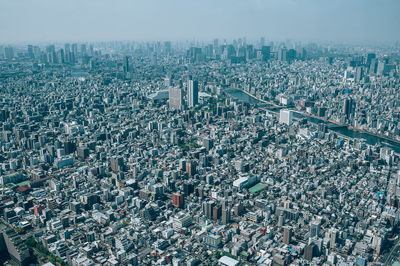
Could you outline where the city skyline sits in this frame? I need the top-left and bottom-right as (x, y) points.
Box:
(1, 0), (400, 44)
(1, 1), (400, 265)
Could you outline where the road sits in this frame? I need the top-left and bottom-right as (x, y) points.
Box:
(384, 240), (400, 265)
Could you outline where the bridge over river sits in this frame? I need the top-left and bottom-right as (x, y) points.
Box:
(223, 88), (400, 154)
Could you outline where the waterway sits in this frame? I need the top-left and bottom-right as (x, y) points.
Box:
(224, 88), (400, 154)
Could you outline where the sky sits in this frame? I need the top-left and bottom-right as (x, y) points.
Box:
(0, 0), (399, 44)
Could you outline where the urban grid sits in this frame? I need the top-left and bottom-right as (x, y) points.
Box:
(1, 3), (400, 266)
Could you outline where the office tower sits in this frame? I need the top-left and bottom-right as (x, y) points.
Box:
(58, 49), (65, 64)
(164, 41), (171, 53)
(186, 161), (196, 177)
(278, 212), (285, 227)
(279, 109), (293, 125)
(283, 226), (292, 244)
(187, 79), (199, 108)
(64, 140), (76, 155)
(304, 244), (316, 261)
(296, 47), (307, 60)
(377, 61), (385, 76)
(366, 53), (376, 66)
(213, 38), (219, 49)
(81, 44), (87, 56)
(233, 202), (245, 216)
(317, 107), (326, 118)
(72, 43), (78, 58)
(261, 46), (270, 61)
(110, 156), (124, 172)
(183, 182), (194, 196)
(330, 229), (337, 249)
(221, 207), (231, 224)
(27, 45), (34, 58)
(77, 147), (89, 161)
(287, 49), (297, 63)
(172, 192), (184, 208)
(213, 205), (221, 220)
(203, 201), (215, 218)
(188, 47), (203, 62)
(310, 221), (321, 238)
(203, 138), (214, 151)
(124, 56), (129, 73)
(343, 98), (354, 117)
(355, 67), (364, 82)
(4, 46), (14, 60)
(278, 48), (287, 61)
(169, 87), (183, 110)
(369, 58), (377, 74)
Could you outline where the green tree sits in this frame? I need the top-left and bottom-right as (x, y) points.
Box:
(25, 236), (37, 248)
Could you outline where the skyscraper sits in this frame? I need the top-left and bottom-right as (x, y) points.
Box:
(279, 109), (293, 125)
(221, 207), (231, 224)
(186, 161), (196, 177)
(124, 56), (129, 73)
(27, 45), (34, 58)
(172, 192), (184, 208)
(169, 87), (183, 110)
(283, 226), (292, 244)
(261, 46), (271, 61)
(310, 221), (321, 238)
(4, 46), (14, 60)
(203, 200), (215, 218)
(213, 205), (221, 220)
(330, 229), (338, 249)
(343, 98), (355, 117)
(187, 79), (199, 108)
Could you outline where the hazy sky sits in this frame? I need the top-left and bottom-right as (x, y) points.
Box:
(1, 0), (399, 44)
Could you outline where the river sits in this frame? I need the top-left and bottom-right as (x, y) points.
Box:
(224, 88), (400, 154)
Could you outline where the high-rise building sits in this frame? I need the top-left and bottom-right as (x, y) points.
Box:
(279, 109), (293, 125)
(377, 61), (385, 76)
(27, 45), (34, 58)
(203, 200), (215, 218)
(213, 205), (221, 220)
(183, 182), (194, 196)
(4, 46), (14, 60)
(221, 207), (231, 224)
(172, 192), (184, 208)
(304, 243), (316, 261)
(213, 38), (219, 49)
(261, 46), (270, 61)
(330, 229), (337, 249)
(124, 56), (129, 73)
(369, 58), (378, 74)
(186, 161), (196, 177)
(355, 67), (364, 82)
(310, 221), (321, 238)
(110, 156), (124, 172)
(81, 44), (87, 56)
(187, 79), (199, 108)
(366, 53), (376, 66)
(283, 226), (292, 244)
(169, 87), (183, 110)
(278, 212), (285, 227)
(343, 98), (355, 117)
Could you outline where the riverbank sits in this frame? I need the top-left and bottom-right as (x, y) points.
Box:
(223, 87), (400, 154)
